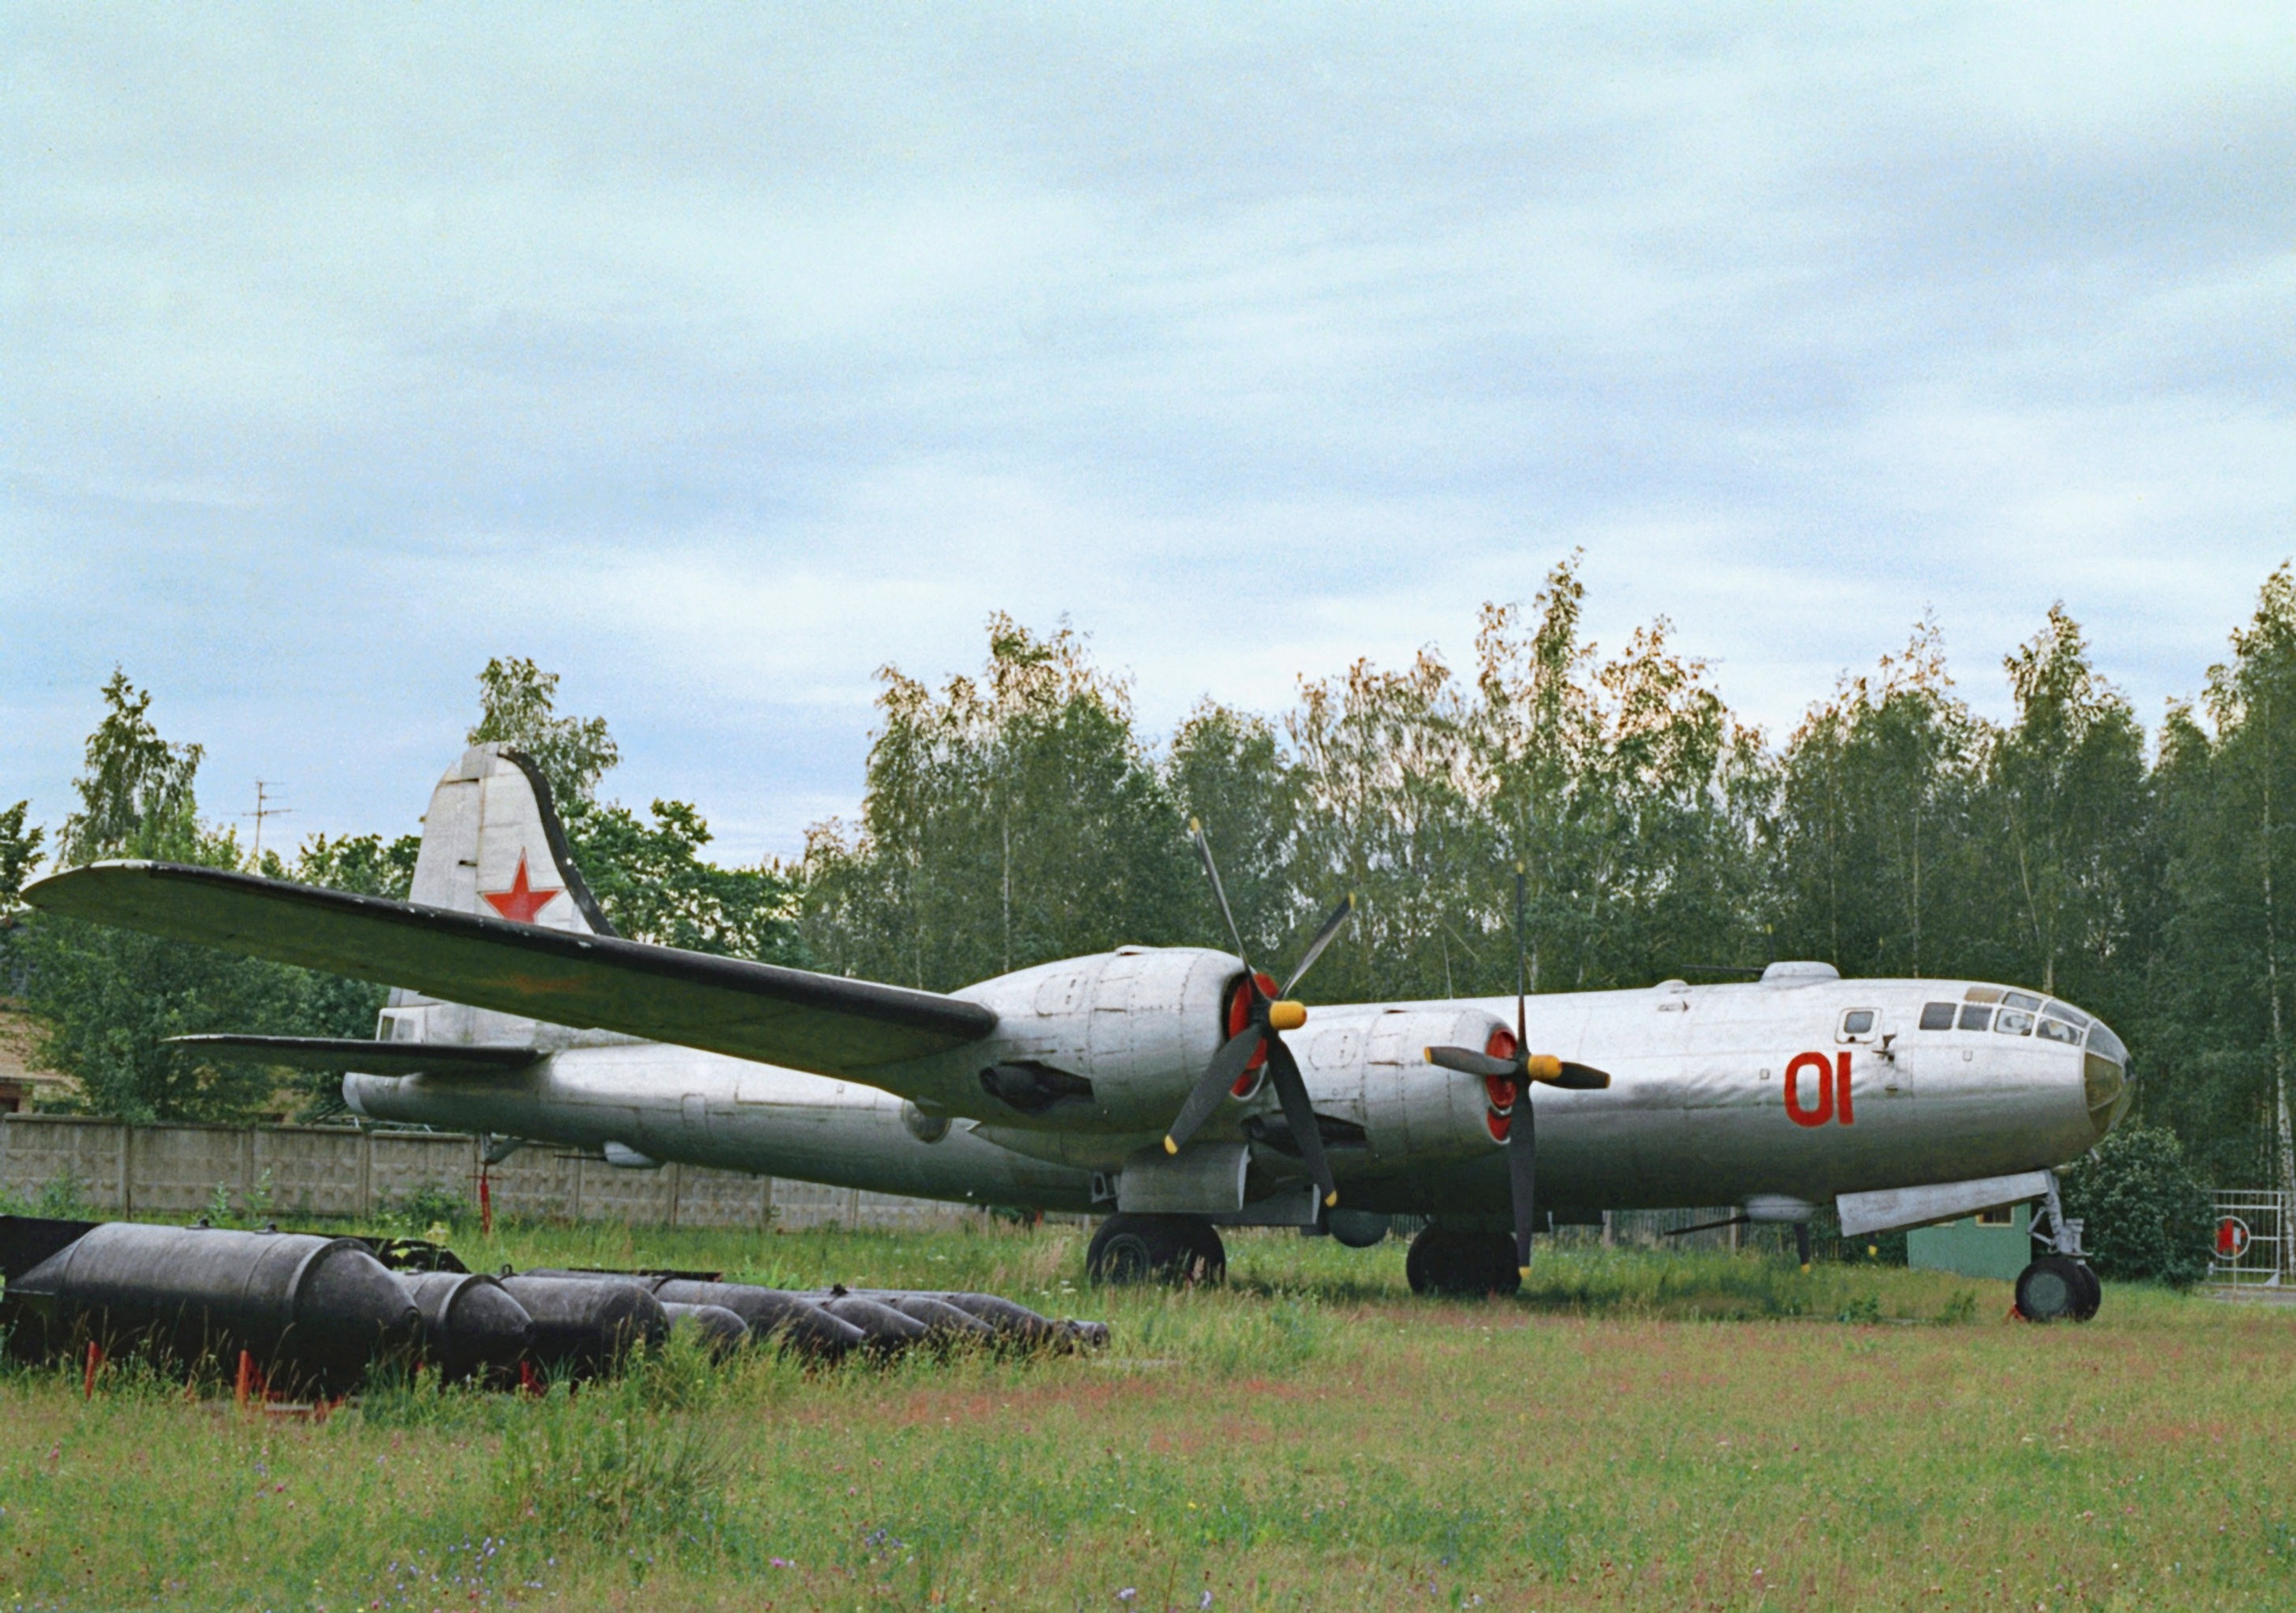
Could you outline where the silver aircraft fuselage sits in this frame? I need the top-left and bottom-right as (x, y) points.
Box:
(346, 958), (2126, 1223)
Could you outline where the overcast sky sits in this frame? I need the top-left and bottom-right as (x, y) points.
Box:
(6, 5), (2292, 863)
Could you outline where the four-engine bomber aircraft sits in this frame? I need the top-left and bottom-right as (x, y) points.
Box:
(24, 745), (2134, 1320)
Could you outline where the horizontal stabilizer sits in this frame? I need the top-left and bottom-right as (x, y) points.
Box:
(166, 1034), (540, 1079)
(28, 861), (997, 1076)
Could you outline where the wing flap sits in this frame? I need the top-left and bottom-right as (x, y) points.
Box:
(28, 862), (995, 1075)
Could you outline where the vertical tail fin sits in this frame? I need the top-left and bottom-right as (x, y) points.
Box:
(379, 744), (614, 1047)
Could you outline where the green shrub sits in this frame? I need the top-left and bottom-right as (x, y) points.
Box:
(2059, 1125), (2213, 1288)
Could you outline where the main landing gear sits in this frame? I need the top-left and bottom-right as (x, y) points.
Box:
(1404, 1225), (1521, 1298)
(1085, 1213), (1227, 1286)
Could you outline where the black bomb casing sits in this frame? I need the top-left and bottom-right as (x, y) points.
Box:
(398, 1270), (536, 1383)
(2, 1220), (420, 1391)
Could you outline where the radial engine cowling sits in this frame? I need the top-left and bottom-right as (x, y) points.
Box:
(953, 947), (1243, 1133)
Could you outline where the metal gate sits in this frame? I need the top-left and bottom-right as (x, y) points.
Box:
(2209, 1190), (2287, 1288)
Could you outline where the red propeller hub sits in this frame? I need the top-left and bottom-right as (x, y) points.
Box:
(1483, 1025), (1520, 1139)
(1225, 971), (1279, 1093)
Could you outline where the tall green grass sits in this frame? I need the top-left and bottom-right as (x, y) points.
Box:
(0, 1218), (2288, 1611)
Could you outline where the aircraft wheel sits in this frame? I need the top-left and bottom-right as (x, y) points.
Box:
(1406, 1227), (1521, 1298)
(1182, 1219), (1227, 1285)
(2070, 1260), (2102, 1322)
(1086, 1214), (1222, 1286)
(2014, 1256), (2088, 1323)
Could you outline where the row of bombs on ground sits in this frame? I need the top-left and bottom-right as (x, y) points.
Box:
(0, 1216), (1108, 1395)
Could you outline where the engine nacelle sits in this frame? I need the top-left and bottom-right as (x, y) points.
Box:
(947, 947), (1241, 1133)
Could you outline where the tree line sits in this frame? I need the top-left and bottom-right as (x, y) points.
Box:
(2, 559), (2290, 1201)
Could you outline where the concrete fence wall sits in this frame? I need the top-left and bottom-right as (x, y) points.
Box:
(0, 1114), (976, 1233)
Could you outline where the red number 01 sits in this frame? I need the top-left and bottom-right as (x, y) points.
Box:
(1785, 1051), (1855, 1127)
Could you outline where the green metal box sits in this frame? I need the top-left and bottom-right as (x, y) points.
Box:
(1906, 1204), (2030, 1281)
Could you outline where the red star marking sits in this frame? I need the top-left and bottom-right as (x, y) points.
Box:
(480, 852), (562, 925)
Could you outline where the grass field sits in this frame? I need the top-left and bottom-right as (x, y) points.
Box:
(1, 1217), (2290, 1612)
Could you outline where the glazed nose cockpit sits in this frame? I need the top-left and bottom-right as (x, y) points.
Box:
(1916, 985), (2131, 1137)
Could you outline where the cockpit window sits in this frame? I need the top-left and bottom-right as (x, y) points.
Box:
(2045, 1001), (2091, 1029)
(1958, 1003), (1993, 1032)
(1963, 986), (2003, 1004)
(2003, 991), (2042, 1011)
(1920, 1002), (1955, 1030)
(2036, 1017), (2081, 1046)
(1995, 1009), (2034, 1036)
(2089, 1022), (2128, 1066)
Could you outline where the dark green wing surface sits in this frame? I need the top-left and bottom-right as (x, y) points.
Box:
(27, 861), (996, 1075)
(165, 1035), (541, 1079)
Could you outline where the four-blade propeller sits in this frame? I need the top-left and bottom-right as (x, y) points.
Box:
(1163, 819), (1355, 1209)
(1422, 866), (1611, 1277)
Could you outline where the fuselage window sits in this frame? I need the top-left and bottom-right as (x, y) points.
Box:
(2036, 1017), (2081, 1046)
(1995, 1009), (2034, 1036)
(1958, 1003), (1993, 1032)
(1842, 1009), (1875, 1036)
(1919, 1002), (1955, 1030)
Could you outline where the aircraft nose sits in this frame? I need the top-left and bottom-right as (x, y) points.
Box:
(2075, 1014), (2131, 1137)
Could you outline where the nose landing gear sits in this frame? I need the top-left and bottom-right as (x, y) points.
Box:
(2014, 1172), (2102, 1322)
(2014, 1255), (2101, 1323)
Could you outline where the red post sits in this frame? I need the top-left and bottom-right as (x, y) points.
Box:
(480, 1167), (494, 1236)
(82, 1341), (103, 1400)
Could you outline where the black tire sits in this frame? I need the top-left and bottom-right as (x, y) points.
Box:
(2014, 1256), (2085, 1323)
(2069, 1260), (2102, 1322)
(1406, 1227), (1521, 1298)
(1182, 1219), (1228, 1285)
(1085, 1215), (1220, 1286)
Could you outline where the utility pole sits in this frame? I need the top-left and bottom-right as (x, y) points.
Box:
(241, 781), (292, 866)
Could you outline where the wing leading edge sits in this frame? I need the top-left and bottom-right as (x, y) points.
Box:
(26, 861), (996, 1076)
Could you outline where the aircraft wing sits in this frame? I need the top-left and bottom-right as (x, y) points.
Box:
(25, 861), (996, 1076)
(165, 1034), (543, 1080)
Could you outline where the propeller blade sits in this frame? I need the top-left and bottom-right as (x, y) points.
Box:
(1424, 1044), (1521, 1080)
(1163, 1026), (1267, 1155)
(1264, 1035), (1338, 1208)
(1188, 817), (1250, 967)
(1554, 1062), (1611, 1090)
(1508, 1087), (1538, 1273)
(1514, 864), (1528, 1054)
(1279, 892), (1356, 998)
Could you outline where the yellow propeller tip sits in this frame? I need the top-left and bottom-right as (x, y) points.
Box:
(1163, 1137), (1179, 1156)
(1323, 1192), (1338, 1208)
(1188, 816), (1202, 834)
(1518, 1266), (1532, 1280)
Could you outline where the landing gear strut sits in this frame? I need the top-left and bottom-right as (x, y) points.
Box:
(1085, 1214), (1226, 1286)
(2014, 1171), (2101, 1323)
(1405, 1225), (1521, 1298)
